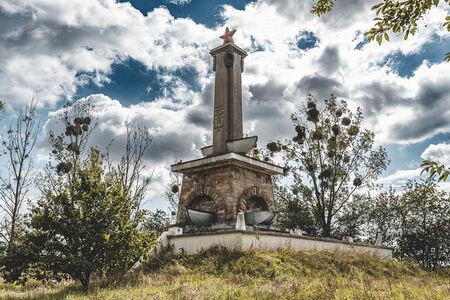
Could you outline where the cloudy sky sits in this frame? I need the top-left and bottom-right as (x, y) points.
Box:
(1, 0), (449, 210)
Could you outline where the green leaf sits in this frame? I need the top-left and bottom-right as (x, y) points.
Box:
(384, 32), (390, 41)
(430, 169), (437, 178)
(441, 172), (449, 182)
(445, 52), (450, 62)
(376, 34), (383, 45)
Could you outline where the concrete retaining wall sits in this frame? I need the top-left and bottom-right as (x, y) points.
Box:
(167, 230), (392, 258)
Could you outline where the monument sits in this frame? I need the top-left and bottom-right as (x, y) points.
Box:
(171, 27), (283, 228)
(163, 28), (392, 259)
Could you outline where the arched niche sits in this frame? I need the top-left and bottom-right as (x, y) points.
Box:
(189, 194), (215, 212)
(186, 185), (224, 213)
(238, 186), (270, 212)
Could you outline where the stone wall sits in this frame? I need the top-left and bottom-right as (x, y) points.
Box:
(176, 163), (275, 225)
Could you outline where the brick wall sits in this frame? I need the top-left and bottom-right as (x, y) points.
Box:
(176, 163), (276, 225)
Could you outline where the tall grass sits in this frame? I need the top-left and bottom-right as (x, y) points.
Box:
(1, 248), (449, 299)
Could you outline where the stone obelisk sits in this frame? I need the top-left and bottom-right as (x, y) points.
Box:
(210, 27), (247, 154)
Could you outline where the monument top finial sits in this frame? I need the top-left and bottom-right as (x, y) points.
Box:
(220, 27), (236, 44)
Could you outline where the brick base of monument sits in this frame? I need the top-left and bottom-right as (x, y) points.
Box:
(172, 152), (284, 225)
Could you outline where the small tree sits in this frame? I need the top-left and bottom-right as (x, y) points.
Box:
(267, 94), (389, 237)
(0, 99), (39, 247)
(26, 101), (153, 291)
(365, 188), (402, 247)
(30, 149), (151, 290)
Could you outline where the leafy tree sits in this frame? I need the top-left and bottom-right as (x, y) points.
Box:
(333, 193), (373, 241)
(395, 182), (450, 269)
(0, 99), (39, 247)
(22, 101), (153, 291)
(364, 188), (402, 247)
(266, 94), (389, 237)
(30, 149), (151, 290)
(145, 209), (171, 233)
(274, 180), (320, 235)
(421, 159), (449, 182)
(311, 0), (450, 61)
(348, 182), (450, 269)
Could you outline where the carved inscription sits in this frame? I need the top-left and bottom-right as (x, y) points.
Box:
(214, 107), (225, 128)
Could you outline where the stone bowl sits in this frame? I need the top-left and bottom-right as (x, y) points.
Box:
(187, 208), (217, 225)
(245, 210), (275, 225)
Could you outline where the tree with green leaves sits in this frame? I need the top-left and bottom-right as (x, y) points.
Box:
(23, 101), (154, 291)
(266, 94), (389, 237)
(30, 149), (152, 291)
(394, 181), (450, 269)
(421, 159), (449, 182)
(311, 0), (450, 61)
(145, 209), (171, 233)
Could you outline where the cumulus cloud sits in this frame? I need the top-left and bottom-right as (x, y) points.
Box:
(41, 93), (210, 207)
(0, 0), (217, 107)
(374, 168), (424, 190)
(421, 142), (450, 165)
(43, 94), (208, 162)
(3, 0), (450, 207)
(168, 0), (191, 5)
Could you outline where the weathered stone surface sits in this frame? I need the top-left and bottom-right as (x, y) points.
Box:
(210, 43), (247, 155)
(172, 152), (283, 175)
(175, 162), (276, 225)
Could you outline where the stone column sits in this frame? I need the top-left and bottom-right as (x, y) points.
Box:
(210, 43), (247, 154)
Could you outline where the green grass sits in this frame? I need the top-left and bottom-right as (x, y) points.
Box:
(1, 248), (449, 299)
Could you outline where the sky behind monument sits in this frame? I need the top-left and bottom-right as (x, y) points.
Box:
(0, 0), (449, 210)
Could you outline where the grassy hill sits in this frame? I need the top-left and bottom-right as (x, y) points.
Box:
(1, 247), (449, 299)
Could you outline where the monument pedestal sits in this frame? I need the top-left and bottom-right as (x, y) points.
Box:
(172, 152), (283, 225)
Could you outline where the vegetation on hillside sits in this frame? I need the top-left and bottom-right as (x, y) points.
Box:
(0, 100), (156, 291)
(1, 248), (449, 299)
(259, 95), (450, 270)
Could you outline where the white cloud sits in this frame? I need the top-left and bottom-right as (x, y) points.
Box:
(376, 168), (423, 187)
(2, 0), (450, 208)
(421, 142), (450, 165)
(0, 0), (218, 107)
(42, 93), (210, 208)
(168, 0), (191, 5)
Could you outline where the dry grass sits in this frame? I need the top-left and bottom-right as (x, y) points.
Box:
(1, 248), (449, 299)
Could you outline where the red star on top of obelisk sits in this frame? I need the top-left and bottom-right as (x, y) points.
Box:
(220, 27), (236, 44)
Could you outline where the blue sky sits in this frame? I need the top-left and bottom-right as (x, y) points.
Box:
(1, 0), (450, 210)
